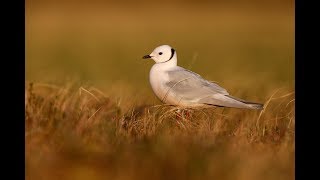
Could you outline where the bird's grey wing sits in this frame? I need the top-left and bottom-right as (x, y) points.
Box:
(165, 67), (229, 102)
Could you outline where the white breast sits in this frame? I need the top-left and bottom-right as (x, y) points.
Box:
(150, 64), (187, 105)
(149, 64), (168, 102)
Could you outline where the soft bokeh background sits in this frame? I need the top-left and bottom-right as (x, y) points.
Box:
(26, 0), (294, 179)
(26, 0), (294, 101)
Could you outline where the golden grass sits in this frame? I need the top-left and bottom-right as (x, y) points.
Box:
(25, 81), (294, 180)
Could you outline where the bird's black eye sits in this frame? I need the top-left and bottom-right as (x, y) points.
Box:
(159, 52), (163, 55)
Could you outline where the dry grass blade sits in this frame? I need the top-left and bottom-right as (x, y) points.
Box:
(271, 92), (295, 100)
(285, 99), (295, 108)
(255, 88), (282, 129)
(79, 86), (100, 102)
(87, 106), (102, 124)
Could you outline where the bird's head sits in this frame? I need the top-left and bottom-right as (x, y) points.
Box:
(143, 45), (176, 64)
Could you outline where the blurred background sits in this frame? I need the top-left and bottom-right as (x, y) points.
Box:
(26, 0), (294, 105)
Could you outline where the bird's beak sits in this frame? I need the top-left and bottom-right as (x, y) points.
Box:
(142, 55), (152, 59)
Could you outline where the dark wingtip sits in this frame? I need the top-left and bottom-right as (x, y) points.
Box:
(248, 103), (264, 110)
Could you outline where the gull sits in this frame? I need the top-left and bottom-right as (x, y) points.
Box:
(142, 45), (264, 110)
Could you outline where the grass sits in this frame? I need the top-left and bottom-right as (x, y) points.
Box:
(25, 82), (294, 180)
(26, 1), (294, 180)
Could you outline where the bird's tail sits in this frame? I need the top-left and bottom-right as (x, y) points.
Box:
(225, 95), (264, 110)
(243, 102), (264, 110)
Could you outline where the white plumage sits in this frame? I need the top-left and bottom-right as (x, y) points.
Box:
(143, 45), (263, 110)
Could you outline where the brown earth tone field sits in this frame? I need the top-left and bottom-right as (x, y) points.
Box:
(26, 1), (294, 180)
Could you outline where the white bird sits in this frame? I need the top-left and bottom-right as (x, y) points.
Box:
(143, 45), (263, 110)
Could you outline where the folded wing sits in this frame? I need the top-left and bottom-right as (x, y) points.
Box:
(165, 67), (229, 102)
